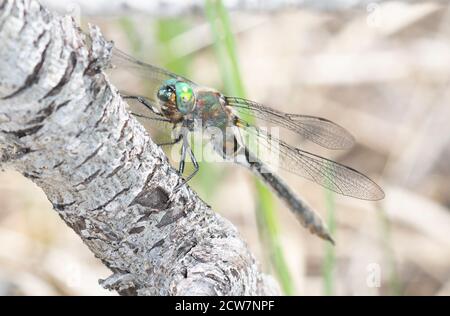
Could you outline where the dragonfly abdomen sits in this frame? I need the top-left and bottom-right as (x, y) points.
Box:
(241, 147), (334, 244)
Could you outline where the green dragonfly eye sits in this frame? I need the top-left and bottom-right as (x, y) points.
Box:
(175, 82), (196, 114)
(157, 79), (177, 104)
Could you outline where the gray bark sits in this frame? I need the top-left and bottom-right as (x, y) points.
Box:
(0, 0), (279, 296)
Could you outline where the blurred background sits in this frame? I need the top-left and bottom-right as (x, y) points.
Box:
(1, 0), (450, 295)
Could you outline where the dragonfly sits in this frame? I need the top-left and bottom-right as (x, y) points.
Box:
(110, 47), (385, 244)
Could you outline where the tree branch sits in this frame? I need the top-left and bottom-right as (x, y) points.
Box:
(0, 0), (279, 296)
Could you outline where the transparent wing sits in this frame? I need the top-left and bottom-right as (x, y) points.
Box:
(110, 47), (197, 103)
(236, 118), (384, 200)
(226, 96), (355, 150)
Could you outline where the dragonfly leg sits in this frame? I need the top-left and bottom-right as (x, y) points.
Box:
(121, 94), (160, 115)
(173, 142), (199, 192)
(178, 140), (187, 175)
(184, 145), (200, 183)
(130, 112), (170, 123)
(156, 134), (182, 147)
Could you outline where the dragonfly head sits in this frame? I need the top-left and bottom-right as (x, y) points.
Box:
(157, 79), (196, 116)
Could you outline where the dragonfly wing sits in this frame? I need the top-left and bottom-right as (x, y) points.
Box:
(111, 47), (194, 83)
(226, 96), (355, 150)
(236, 119), (384, 201)
(110, 47), (197, 103)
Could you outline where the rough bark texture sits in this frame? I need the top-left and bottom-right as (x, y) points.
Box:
(0, 0), (279, 296)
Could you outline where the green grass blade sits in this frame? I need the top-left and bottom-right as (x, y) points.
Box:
(205, 0), (294, 295)
(378, 206), (401, 295)
(118, 17), (142, 53)
(155, 19), (191, 76)
(322, 189), (336, 296)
